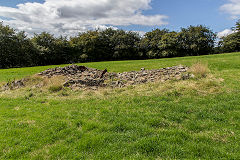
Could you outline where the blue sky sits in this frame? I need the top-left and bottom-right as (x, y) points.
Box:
(0, 0), (239, 37)
(121, 0), (233, 32)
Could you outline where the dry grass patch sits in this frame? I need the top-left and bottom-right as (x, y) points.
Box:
(64, 76), (224, 100)
(189, 62), (210, 78)
(0, 65), (224, 100)
(0, 75), (67, 98)
(0, 82), (4, 87)
(42, 75), (66, 87)
(0, 76), (224, 100)
(26, 75), (66, 92)
(48, 85), (63, 93)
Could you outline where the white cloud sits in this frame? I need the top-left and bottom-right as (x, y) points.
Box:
(0, 0), (168, 36)
(217, 29), (234, 38)
(133, 31), (146, 37)
(220, 0), (240, 19)
(94, 25), (118, 31)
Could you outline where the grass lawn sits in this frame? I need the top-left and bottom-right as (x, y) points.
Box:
(0, 52), (240, 159)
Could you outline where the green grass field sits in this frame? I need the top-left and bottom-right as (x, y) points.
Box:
(0, 52), (240, 159)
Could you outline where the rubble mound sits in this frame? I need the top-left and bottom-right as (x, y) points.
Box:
(39, 64), (192, 89)
(2, 79), (26, 91)
(1, 64), (192, 91)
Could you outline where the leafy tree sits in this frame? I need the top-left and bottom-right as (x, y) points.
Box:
(32, 32), (73, 65)
(140, 29), (169, 58)
(69, 30), (104, 62)
(232, 19), (240, 32)
(0, 23), (219, 69)
(0, 23), (35, 68)
(177, 25), (216, 56)
(31, 32), (56, 65)
(218, 32), (240, 53)
(158, 31), (179, 57)
(54, 36), (73, 64)
(15, 31), (37, 66)
(218, 20), (240, 53)
(99, 28), (118, 60)
(110, 30), (141, 60)
(70, 29), (141, 62)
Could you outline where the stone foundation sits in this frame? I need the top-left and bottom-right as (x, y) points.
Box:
(39, 65), (193, 89)
(2, 64), (193, 90)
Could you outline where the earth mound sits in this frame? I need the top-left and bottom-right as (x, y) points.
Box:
(2, 65), (193, 90)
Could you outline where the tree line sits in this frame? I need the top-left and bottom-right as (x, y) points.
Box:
(0, 21), (239, 69)
(217, 20), (240, 53)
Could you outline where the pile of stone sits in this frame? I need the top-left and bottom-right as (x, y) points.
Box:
(2, 79), (25, 90)
(38, 65), (88, 78)
(1, 64), (193, 91)
(107, 66), (191, 88)
(38, 65), (108, 88)
(38, 64), (192, 89)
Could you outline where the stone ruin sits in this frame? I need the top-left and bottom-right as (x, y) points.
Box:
(2, 79), (26, 91)
(1, 64), (193, 90)
(38, 64), (192, 89)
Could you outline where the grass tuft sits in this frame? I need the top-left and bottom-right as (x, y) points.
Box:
(189, 62), (210, 78)
(48, 85), (63, 93)
(24, 92), (34, 99)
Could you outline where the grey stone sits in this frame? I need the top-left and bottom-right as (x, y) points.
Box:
(3, 64), (192, 91)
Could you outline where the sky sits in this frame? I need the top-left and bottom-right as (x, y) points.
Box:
(0, 0), (239, 37)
